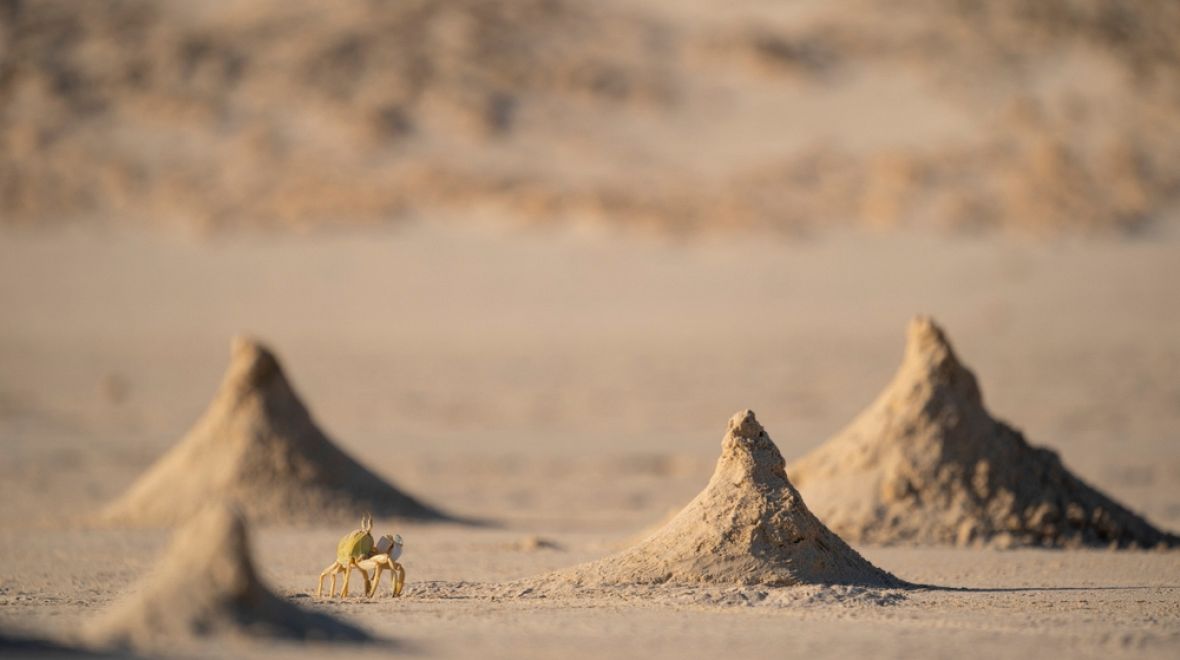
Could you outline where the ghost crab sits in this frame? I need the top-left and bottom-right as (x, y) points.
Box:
(357, 533), (406, 598)
(316, 514), (375, 599)
(315, 515), (407, 599)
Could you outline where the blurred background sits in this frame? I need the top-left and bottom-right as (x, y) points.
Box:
(1, 0), (1179, 530)
(3, 0), (1179, 235)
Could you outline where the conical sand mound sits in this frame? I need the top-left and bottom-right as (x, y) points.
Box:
(789, 316), (1179, 549)
(87, 504), (369, 648)
(101, 337), (446, 525)
(537, 411), (901, 588)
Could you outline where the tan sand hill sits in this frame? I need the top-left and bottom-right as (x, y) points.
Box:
(789, 316), (1180, 549)
(531, 410), (902, 588)
(86, 504), (369, 649)
(100, 336), (447, 525)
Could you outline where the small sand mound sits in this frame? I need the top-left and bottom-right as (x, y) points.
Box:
(529, 411), (902, 588)
(87, 504), (368, 649)
(101, 337), (446, 525)
(790, 316), (1179, 549)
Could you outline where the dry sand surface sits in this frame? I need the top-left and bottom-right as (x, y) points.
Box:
(1, 224), (1179, 658)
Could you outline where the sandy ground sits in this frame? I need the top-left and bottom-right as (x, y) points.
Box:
(1, 224), (1179, 657)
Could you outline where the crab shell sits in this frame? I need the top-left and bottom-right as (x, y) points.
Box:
(336, 528), (375, 565)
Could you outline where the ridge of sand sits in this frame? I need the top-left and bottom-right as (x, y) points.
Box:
(527, 410), (902, 589)
(86, 504), (368, 649)
(100, 336), (446, 525)
(789, 316), (1180, 549)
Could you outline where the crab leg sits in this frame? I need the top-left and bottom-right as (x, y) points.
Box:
(393, 562), (405, 597)
(316, 562), (339, 598)
(362, 564), (373, 596)
(367, 563), (384, 598)
(340, 563), (353, 598)
(341, 561), (372, 598)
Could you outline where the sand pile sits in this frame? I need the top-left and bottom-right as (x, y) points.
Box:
(789, 317), (1179, 549)
(87, 504), (368, 649)
(530, 410), (901, 589)
(101, 336), (446, 525)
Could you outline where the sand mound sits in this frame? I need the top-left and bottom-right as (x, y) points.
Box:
(789, 316), (1179, 549)
(530, 411), (901, 588)
(87, 504), (368, 649)
(100, 336), (446, 525)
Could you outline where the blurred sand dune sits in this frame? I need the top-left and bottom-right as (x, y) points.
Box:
(3, 0), (1178, 235)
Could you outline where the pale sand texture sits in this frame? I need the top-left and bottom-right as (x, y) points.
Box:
(1, 226), (1179, 658)
(2, 524), (1177, 659)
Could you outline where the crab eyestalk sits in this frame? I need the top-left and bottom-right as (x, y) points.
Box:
(393, 560), (406, 597)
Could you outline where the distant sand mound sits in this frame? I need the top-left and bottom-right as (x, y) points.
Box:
(101, 337), (447, 525)
(532, 410), (902, 588)
(87, 504), (369, 649)
(790, 316), (1179, 549)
